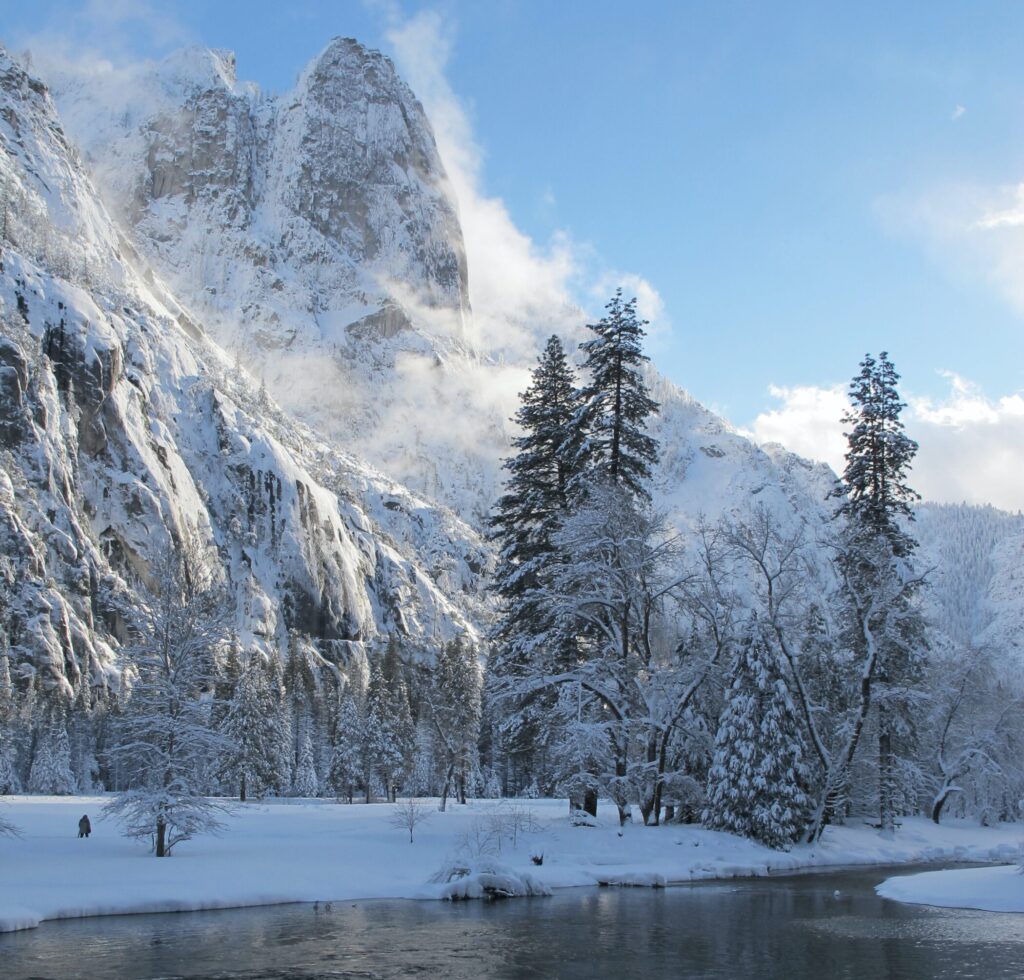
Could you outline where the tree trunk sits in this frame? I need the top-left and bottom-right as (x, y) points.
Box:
(931, 785), (961, 824)
(457, 772), (467, 805)
(365, 781), (371, 804)
(155, 817), (166, 858)
(240, 773), (247, 803)
(878, 720), (895, 834)
(583, 789), (598, 818)
(439, 762), (455, 812)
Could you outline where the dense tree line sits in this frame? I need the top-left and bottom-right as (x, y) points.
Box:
(488, 303), (1024, 847)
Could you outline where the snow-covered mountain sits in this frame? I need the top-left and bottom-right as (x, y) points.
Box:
(3, 34), (1020, 703)
(0, 48), (486, 695)
(44, 39), (504, 519)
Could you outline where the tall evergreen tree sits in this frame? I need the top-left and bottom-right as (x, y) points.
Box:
(833, 351), (920, 557)
(575, 289), (659, 501)
(329, 686), (364, 803)
(218, 654), (288, 801)
(293, 732), (319, 798)
(488, 336), (582, 795)
(427, 637), (482, 811)
(490, 335), (581, 641)
(832, 352), (925, 834)
(366, 660), (405, 803)
(703, 618), (811, 849)
(27, 708), (76, 795)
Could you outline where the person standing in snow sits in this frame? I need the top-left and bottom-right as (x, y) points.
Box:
(78, 814), (91, 838)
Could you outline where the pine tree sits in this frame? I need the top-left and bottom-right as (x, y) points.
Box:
(381, 636), (416, 792)
(833, 352), (920, 557)
(366, 661), (404, 803)
(329, 687), (363, 803)
(218, 654), (288, 801)
(427, 637), (482, 811)
(490, 335), (582, 635)
(490, 339), (581, 669)
(293, 732), (319, 798)
(575, 289), (659, 501)
(704, 618), (811, 850)
(27, 709), (76, 795)
(832, 352), (925, 834)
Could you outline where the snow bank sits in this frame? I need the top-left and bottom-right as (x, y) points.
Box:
(428, 861), (551, 900)
(2, 796), (1023, 933)
(876, 863), (1024, 912)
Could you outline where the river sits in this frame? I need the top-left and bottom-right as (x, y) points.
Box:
(3, 864), (1022, 979)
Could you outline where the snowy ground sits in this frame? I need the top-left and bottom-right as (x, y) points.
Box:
(1, 796), (1022, 933)
(877, 863), (1024, 912)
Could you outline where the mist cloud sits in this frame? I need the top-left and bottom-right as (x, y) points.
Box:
(751, 375), (1024, 512)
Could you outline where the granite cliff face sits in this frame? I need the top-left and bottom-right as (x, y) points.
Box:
(46, 39), (488, 513)
(0, 48), (485, 695)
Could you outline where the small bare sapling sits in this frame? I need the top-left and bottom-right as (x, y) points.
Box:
(389, 798), (431, 843)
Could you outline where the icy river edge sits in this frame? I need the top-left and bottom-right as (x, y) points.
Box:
(2, 795), (1022, 933)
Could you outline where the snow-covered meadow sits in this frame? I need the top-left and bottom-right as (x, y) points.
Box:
(2, 796), (1022, 934)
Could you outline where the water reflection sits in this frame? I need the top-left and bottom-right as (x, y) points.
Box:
(2, 866), (1022, 979)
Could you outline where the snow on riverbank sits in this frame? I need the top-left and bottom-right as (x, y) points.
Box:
(1, 796), (1022, 933)
(877, 863), (1024, 912)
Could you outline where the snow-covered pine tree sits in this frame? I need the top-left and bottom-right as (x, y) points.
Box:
(426, 636), (482, 811)
(218, 653), (288, 801)
(833, 351), (920, 557)
(68, 679), (101, 793)
(704, 617), (811, 850)
(381, 637), (416, 795)
(27, 708), (76, 795)
(574, 289), (659, 502)
(832, 352), (925, 834)
(329, 686), (364, 803)
(365, 661), (403, 803)
(488, 337), (584, 796)
(209, 633), (243, 739)
(293, 732), (319, 798)
(490, 335), (581, 648)
(103, 537), (230, 856)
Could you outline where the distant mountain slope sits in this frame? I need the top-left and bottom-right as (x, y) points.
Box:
(914, 503), (1024, 661)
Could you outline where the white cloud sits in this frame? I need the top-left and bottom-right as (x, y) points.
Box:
(749, 383), (849, 473)
(751, 375), (1024, 512)
(952, 104), (966, 121)
(876, 178), (1024, 316)
(382, 9), (667, 362)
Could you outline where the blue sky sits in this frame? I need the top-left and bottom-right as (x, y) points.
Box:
(7, 1), (1024, 508)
